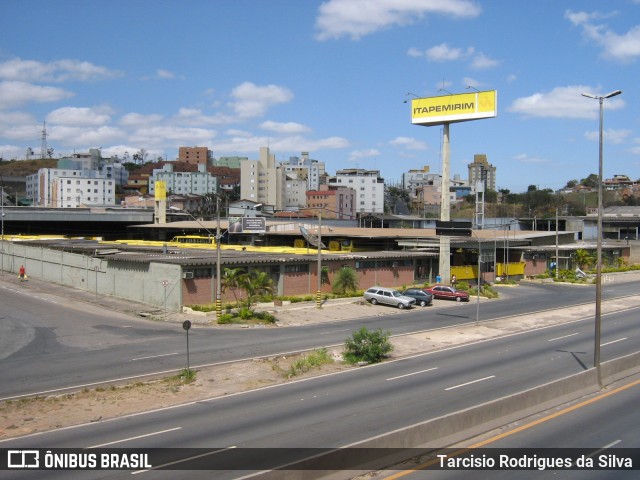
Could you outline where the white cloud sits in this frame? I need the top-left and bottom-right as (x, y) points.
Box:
(212, 135), (348, 155)
(349, 148), (380, 160)
(566, 10), (640, 62)
(46, 106), (113, 126)
(584, 128), (631, 144)
(0, 57), (122, 82)
(389, 136), (427, 150)
(0, 81), (73, 109)
(315, 0), (481, 40)
(49, 125), (125, 146)
(259, 120), (311, 134)
(120, 112), (164, 127)
(514, 153), (551, 164)
(425, 43), (473, 61)
(508, 85), (625, 119)
(129, 126), (217, 146)
(470, 52), (499, 69)
(229, 82), (294, 119)
(175, 108), (225, 125)
(156, 69), (176, 79)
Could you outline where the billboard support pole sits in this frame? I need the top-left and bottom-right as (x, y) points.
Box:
(439, 122), (451, 285)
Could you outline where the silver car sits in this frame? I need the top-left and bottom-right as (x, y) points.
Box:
(363, 287), (416, 309)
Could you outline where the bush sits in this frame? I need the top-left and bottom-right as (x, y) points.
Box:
(286, 348), (333, 377)
(344, 327), (393, 365)
(469, 284), (499, 298)
(456, 281), (470, 291)
(332, 267), (359, 295)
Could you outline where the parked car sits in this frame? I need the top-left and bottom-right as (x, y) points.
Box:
(424, 285), (470, 302)
(401, 288), (433, 307)
(363, 287), (416, 309)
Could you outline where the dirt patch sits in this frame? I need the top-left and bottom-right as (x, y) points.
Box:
(0, 351), (350, 440)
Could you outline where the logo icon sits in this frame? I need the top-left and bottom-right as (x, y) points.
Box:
(8, 450), (40, 468)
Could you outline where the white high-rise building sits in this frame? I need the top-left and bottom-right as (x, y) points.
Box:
(240, 147), (285, 209)
(327, 169), (384, 214)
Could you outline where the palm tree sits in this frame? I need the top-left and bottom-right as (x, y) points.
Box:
(332, 267), (359, 294)
(221, 267), (245, 304)
(238, 270), (274, 310)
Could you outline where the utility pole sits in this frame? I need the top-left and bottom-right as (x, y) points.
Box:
(216, 196), (222, 319)
(316, 211), (322, 309)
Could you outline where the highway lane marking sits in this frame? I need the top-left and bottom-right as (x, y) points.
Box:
(131, 352), (180, 361)
(601, 337), (627, 347)
(444, 375), (495, 391)
(317, 328), (351, 335)
(383, 377), (640, 479)
(386, 367), (438, 381)
(131, 445), (236, 474)
(586, 440), (622, 459)
(548, 332), (580, 342)
(86, 427), (182, 448)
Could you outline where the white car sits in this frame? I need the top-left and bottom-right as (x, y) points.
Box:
(363, 287), (416, 309)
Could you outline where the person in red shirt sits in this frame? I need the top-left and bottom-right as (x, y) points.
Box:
(19, 265), (26, 282)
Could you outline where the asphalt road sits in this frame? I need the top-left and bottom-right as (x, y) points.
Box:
(1, 278), (639, 399)
(383, 377), (640, 480)
(2, 302), (640, 479)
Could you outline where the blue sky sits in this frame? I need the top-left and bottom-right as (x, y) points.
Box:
(1, 0), (639, 193)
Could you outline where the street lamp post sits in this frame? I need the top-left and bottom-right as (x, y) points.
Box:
(581, 89), (622, 387)
(215, 196), (222, 318)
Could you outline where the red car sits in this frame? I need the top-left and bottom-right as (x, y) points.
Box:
(424, 285), (470, 302)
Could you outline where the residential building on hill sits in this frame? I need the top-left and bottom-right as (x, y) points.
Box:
(468, 154), (496, 192)
(240, 147), (285, 210)
(149, 163), (219, 196)
(328, 168), (384, 214)
(304, 184), (356, 219)
(178, 146), (213, 166)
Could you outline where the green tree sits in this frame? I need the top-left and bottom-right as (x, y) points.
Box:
(221, 267), (245, 304)
(344, 327), (393, 364)
(238, 270), (274, 309)
(332, 266), (359, 295)
(574, 249), (595, 270)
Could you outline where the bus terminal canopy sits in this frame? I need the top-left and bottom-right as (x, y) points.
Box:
(411, 90), (497, 126)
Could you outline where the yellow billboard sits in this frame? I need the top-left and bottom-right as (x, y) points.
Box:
(155, 181), (166, 201)
(411, 90), (497, 126)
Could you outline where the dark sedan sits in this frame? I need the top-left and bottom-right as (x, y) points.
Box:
(424, 285), (470, 302)
(401, 288), (433, 306)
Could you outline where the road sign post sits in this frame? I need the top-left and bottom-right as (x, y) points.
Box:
(182, 320), (192, 372)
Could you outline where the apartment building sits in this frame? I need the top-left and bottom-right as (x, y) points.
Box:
(149, 163), (219, 196)
(282, 152), (326, 191)
(240, 147), (285, 210)
(178, 146), (212, 166)
(468, 154), (496, 192)
(327, 169), (384, 214)
(305, 185), (355, 219)
(26, 168), (116, 207)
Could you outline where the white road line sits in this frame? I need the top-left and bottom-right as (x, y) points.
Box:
(587, 440), (622, 458)
(131, 352), (179, 361)
(548, 332), (580, 342)
(131, 445), (236, 474)
(386, 367), (438, 381)
(601, 338), (627, 347)
(318, 329), (351, 335)
(87, 427), (182, 448)
(445, 375), (495, 391)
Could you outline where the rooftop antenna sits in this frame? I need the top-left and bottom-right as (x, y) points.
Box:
(40, 122), (48, 159)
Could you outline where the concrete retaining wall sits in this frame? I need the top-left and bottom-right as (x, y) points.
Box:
(0, 242), (183, 311)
